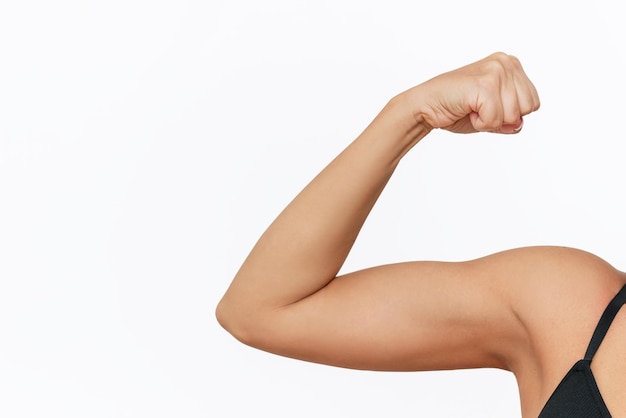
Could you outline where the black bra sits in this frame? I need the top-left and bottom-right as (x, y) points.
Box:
(537, 283), (626, 418)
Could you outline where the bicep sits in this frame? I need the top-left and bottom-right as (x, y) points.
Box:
(247, 260), (522, 372)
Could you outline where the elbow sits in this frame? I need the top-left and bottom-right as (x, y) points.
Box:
(215, 297), (262, 348)
(217, 294), (296, 359)
(214, 298), (229, 332)
(215, 298), (240, 338)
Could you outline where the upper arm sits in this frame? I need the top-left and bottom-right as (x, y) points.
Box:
(222, 246), (624, 374)
(236, 258), (524, 372)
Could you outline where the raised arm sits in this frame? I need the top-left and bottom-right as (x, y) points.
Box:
(216, 53), (541, 372)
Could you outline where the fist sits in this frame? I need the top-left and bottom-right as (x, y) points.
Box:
(411, 52), (540, 134)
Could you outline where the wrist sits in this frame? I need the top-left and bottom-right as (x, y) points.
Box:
(349, 89), (434, 170)
(384, 89), (434, 150)
(395, 85), (433, 129)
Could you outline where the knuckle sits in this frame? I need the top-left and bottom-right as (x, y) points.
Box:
(477, 60), (507, 88)
(490, 51), (519, 66)
(485, 52), (521, 75)
(483, 57), (507, 74)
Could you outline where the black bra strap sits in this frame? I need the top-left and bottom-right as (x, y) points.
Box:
(584, 283), (626, 361)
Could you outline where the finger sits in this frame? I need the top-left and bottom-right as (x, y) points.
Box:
(443, 115), (478, 134)
(502, 76), (522, 125)
(518, 79), (541, 115)
(496, 71), (538, 134)
(498, 117), (524, 135)
(469, 88), (505, 132)
(510, 57), (541, 115)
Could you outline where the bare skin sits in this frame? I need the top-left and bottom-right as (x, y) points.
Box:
(216, 53), (626, 417)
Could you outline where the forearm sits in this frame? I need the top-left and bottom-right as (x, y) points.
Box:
(217, 92), (432, 318)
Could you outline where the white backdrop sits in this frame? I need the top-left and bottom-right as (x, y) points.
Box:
(1, 1), (625, 417)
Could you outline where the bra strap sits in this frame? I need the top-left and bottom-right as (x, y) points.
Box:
(584, 283), (626, 361)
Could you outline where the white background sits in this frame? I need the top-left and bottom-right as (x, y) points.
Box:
(1, 1), (625, 417)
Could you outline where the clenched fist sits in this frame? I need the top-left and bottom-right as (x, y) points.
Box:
(407, 52), (540, 135)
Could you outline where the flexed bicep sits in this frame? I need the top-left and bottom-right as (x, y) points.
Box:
(244, 260), (521, 372)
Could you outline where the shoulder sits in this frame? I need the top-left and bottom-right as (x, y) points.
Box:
(474, 246), (625, 410)
(473, 245), (618, 278)
(473, 246), (625, 354)
(472, 246), (623, 309)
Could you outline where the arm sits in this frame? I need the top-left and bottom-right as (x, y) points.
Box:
(216, 52), (541, 372)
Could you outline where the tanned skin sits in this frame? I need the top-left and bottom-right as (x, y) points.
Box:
(217, 53), (626, 417)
